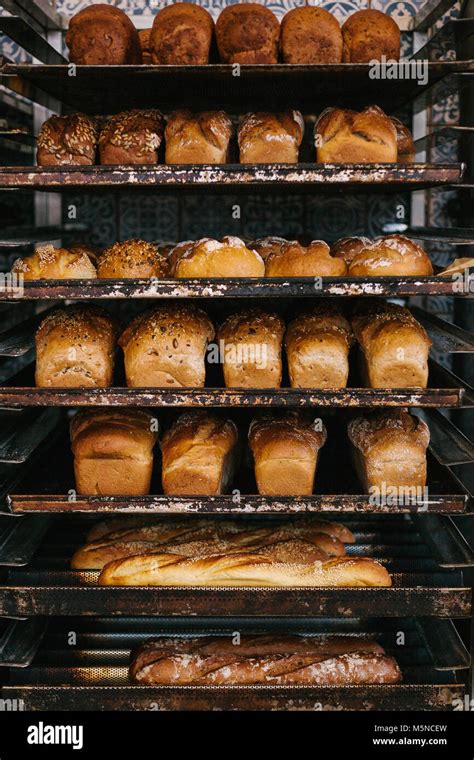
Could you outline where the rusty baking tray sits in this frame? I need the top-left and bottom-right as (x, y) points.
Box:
(1, 616), (469, 711)
(0, 515), (471, 618)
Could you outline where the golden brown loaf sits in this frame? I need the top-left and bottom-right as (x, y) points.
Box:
(37, 113), (97, 166)
(217, 309), (285, 388)
(264, 239), (347, 277)
(331, 237), (373, 267)
(130, 635), (401, 685)
(138, 29), (152, 64)
(342, 9), (400, 63)
(281, 7), (343, 64)
(285, 305), (353, 388)
(250, 237), (288, 262)
(348, 409), (430, 492)
(99, 551), (391, 587)
(12, 244), (97, 280)
(249, 412), (327, 496)
(160, 411), (238, 496)
(165, 110), (233, 164)
(70, 409), (158, 496)
(149, 4), (214, 65)
(347, 235), (433, 277)
(66, 4), (142, 65)
(315, 105), (398, 164)
(216, 4), (280, 63)
(35, 305), (117, 388)
(119, 304), (214, 387)
(97, 239), (169, 279)
(171, 236), (264, 278)
(391, 117), (416, 163)
(238, 111), (304, 164)
(68, 243), (102, 265)
(352, 301), (432, 388)
(99, 110), (164, 165)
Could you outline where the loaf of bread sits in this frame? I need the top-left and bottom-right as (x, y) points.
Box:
(97, 239), (169, 279)
(342, 10), (400, 63)
(170, 236), (264, 278)
(250, 237), (288, 262)
(70, 409), (157, 496)
(346, 235), (433, 277)
(99, 110), (164, 165)
(165, 110), (233, 164)
(138, 29), (152, 64)
(315, 105), (398, 164)
(348, 409), (429, 492)
(391, 117), (416, 163)
(149, 4), (214, 64)
(12, 244), (97, 280)
(281, 7), (342, 64)
(37, 113), (97, 166)
(238, 111), (304, 164)
(352, 302), (432, 388)
(66, 4), (142, 64)
(160, 411), (238, 496)
(248, 412), (326, 496)
(216, 4), (280, 63)
(285, 305), (353, 388)
(217, 309), (285, 388)
(35, 305), (117, 387)
(264, 239), (347, 277)
(68, 243), (102, 265)
(130, 635), (401, 685)
(99, 551), (391, 587)
(331, 237), (373, 267)
(119, 304), (214, 387)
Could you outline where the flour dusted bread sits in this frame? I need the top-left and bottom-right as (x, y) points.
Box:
(348, 409), (429, 492)
(238, 111), (304, 164)
(216, 4), (280, 63)
(160, 412), (238, 495)
(12, 244), (97, 280)
(217, 309), (285, 388)
(249, 412), (326, 496)
(35, 305), (117, 387)
(315, 105), (398, 164)
(331, 237), (373, 267)
(352, 302), (432, 388)
(285, 305), (353, 388)
(99, 110), (164, 165)
(70, 409), (157, 496)
(281, 7), (342, 64)
(66, 4), (142, 64)
(171, 236), (264, 278)
(250, 237), (288, 262)
(97, 239), (169, 279)
(119, 304), (214, 387)
(150, 4), (214, 64)
(342, 10), (400, 63)
(264, 239), (347, 277)
(348, 235), (433, 277)
(165, 110), (233, 164)
(37, 113), (97, 166)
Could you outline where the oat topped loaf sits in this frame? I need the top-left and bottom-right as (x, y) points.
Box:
(97, 240), (169, 279)
(99, 110), (165, 165)
(37, 113), (98, 166)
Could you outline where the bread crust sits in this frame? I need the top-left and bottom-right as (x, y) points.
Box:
(265, 239), (347, 277)
(150, 4), (214, 64)
(138, 29), (152, 64)
(216, 4), (280, 63)
(165, 110), (233, 164)
(315, 105), (398, 164)
(37, 113), (97, 166)
(238, 111), (304, 164)
(99, 110), (164, 165)
(171, 236), (264, 278)
(342, 9), (400, 63)
(12, 244), (97, 280)
(281, 7), (343, 64)
(348, 235), (433, 276)
(66, 4), (142, 65)
(97, 239), (169, 279)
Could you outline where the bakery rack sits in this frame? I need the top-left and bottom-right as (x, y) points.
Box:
(0, 0), (473, 712)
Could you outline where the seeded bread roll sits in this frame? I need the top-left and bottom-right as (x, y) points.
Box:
(315, 105), (398, 164)
(249, 412), (327, 496)
(281, 7), (343, 64)
(165, 110), (233, 164)
(37, 113), (97, 166)
(119, 304), (214, 388)
(171, 236), (264, 278)
(138, 29), (152, 64)
(348, 235), (433, 277)
(99, 110), (164, 165)
(265, 240), (347, 277)
(160, 411), (238, 495)
(12, 244), (97, 280)
(35, 305), (117, 388)
(285, 305), (353, 388)
(70, 409), (158, 496)
(150, 4), (214, 64)
(97, 239), (169, 279)
(352, 302), (432, 388)
(342, 9), (400, 63)
(331, 237), (373, 267)
(216, 4), (280, 63)
(238, 111), (304, 164)
(66, 4), (142, 65)
(217, 309), (285, 388)
(391, 117), (416, 163)
(348, 409), (429, 492)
